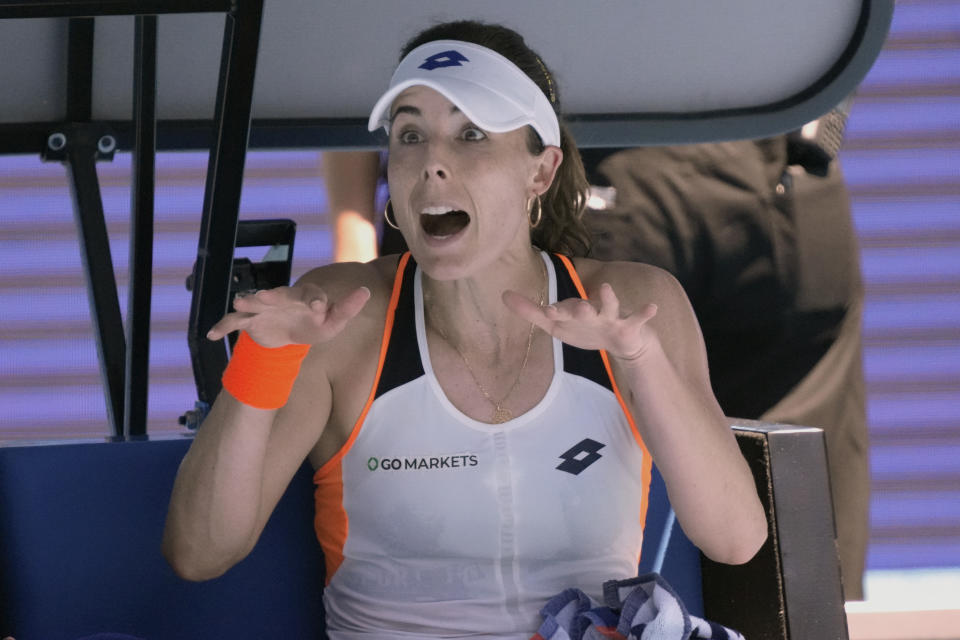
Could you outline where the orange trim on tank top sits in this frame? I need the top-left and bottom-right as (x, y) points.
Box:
(555, 254), (654, 538)
(312, 252), (411, 584)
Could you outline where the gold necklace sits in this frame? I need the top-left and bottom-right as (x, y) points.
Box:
(429, 257), (547, 424)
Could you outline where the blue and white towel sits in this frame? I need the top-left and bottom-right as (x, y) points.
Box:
(532, 573), (745, 640)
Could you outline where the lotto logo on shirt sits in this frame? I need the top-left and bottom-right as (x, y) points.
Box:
(366, 454), (479, 472)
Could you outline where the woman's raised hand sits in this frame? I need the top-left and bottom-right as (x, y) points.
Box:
(503, 282), (658, 363)
(207, 283), (371, 348)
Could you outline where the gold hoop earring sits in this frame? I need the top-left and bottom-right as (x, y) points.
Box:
(528, 195), (543, 229)
(383, 199), (400, 230)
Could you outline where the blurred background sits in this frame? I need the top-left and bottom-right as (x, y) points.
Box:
(0, 0), (957, 609)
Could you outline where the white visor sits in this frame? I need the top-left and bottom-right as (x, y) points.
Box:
(368, 40), (561, 148)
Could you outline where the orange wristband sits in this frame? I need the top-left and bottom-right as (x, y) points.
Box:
(221, 331), (310, 410)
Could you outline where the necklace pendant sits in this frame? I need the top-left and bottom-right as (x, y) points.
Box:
(491, 406), (513, 424)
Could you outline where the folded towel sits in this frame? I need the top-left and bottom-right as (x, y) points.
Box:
(533, 573), (745, 640)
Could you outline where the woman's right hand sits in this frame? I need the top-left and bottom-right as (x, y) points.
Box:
(207, 282), (371, 348)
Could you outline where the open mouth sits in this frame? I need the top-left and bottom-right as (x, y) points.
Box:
(419, 206), (470, 237)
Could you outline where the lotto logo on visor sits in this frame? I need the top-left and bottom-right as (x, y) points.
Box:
(367, 39), (561, 147)
(419, 50), (469, 70)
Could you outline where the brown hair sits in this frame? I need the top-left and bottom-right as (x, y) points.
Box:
(400, 20), (591, 257)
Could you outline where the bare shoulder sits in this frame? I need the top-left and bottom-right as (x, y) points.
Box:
(295, 255), (402, 372)
(571, 256), (686, 307)
(288, 256), (403, 459)
(296, 255), (400, 304)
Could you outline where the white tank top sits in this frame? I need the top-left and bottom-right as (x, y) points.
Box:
(314, 252), (651, 639)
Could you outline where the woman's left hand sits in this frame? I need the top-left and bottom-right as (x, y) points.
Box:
(503, 282), (658, 362)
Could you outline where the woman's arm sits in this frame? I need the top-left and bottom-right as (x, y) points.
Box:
(607, 266), (766, 564)
(161, 367), (331, 580)
(162, 276), (372, 580)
